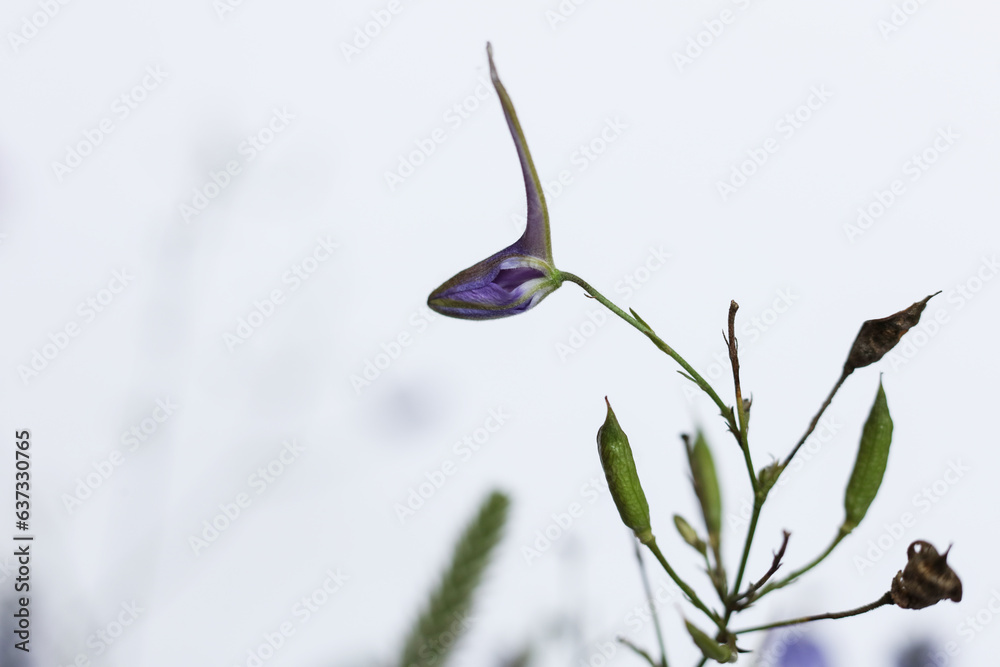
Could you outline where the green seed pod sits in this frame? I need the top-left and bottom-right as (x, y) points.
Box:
(673, 514), (707, 555)
(597, 398), (652, 543)
(684, 620), (736, 664)
(842, 380), (894, 534)
(686, 431), (722, 551)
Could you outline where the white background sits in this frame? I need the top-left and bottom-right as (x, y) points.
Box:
(1, 0), (998, 665)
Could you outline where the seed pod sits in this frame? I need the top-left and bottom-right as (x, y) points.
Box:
(843, 293), (940, 375)
(674, 514), (707, 556)
(597, 398), (652, 543)
(686, 432), (722, 551)
(842, 380), (893, 534)
(684, 620), (736, 664)
(890, 540), (963, 609)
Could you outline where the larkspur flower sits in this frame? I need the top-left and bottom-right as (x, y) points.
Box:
(427, 43), (561, 320)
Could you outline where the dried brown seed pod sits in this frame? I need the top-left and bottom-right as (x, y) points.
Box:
(843, 293), (940, 375)
(890, 540), (962, 609)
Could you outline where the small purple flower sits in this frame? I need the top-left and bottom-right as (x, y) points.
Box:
(776, 634), (830, 667)
(427, 44), (562, 320)
(759, 631), (831, 667)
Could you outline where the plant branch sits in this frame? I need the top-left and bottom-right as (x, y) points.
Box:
(558, 272), (737, 435)
(758, 528), (848, 598)
(643, 537), (723, 630)
(724, 300), (757, 493)
(618, 637), (660, 667)
(634, 539), (669, 667)
(725, 497), (762, 621)
(734, 592), (893, 634)
(732, 531), (790, 610)
(781, 369), (849, 470)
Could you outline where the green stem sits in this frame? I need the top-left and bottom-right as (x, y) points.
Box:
(644, 537), (723, 630)
(758, 529), (848, 598)
(634, 540), (669, 667)
(725, 497), (762, 620)
(618, 637), (660, 667)
(558, 272), (737, 435)
(734, 592), (892, 634)
(781, 370), (848, 471)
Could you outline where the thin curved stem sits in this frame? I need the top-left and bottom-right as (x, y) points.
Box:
(557, 272), (737, 435)
(644, 538), (723, 630)
(781, 370), (848, 470)
(634, 540), (669, 667)
(734, 592), (892, 634)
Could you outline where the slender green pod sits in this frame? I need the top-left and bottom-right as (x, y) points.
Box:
(597, 398), (652, 543)
(842, 379), (894, 534)
(686, 431), (722, 551)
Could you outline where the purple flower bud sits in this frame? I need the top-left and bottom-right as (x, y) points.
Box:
(428, 44), (561, 320)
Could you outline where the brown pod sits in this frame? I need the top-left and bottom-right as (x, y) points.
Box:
(890, 540), (963, 609)
(843, 293), (940, 374)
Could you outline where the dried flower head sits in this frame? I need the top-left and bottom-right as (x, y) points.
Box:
(890, 540), (962, 610)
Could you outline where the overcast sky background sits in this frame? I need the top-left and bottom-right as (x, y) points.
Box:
(2, 1), (999, 665)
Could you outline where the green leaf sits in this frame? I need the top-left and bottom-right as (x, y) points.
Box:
(629, 307), (652, 330)
(842, 380), (894, 533)
(398, 491), (510, 667)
